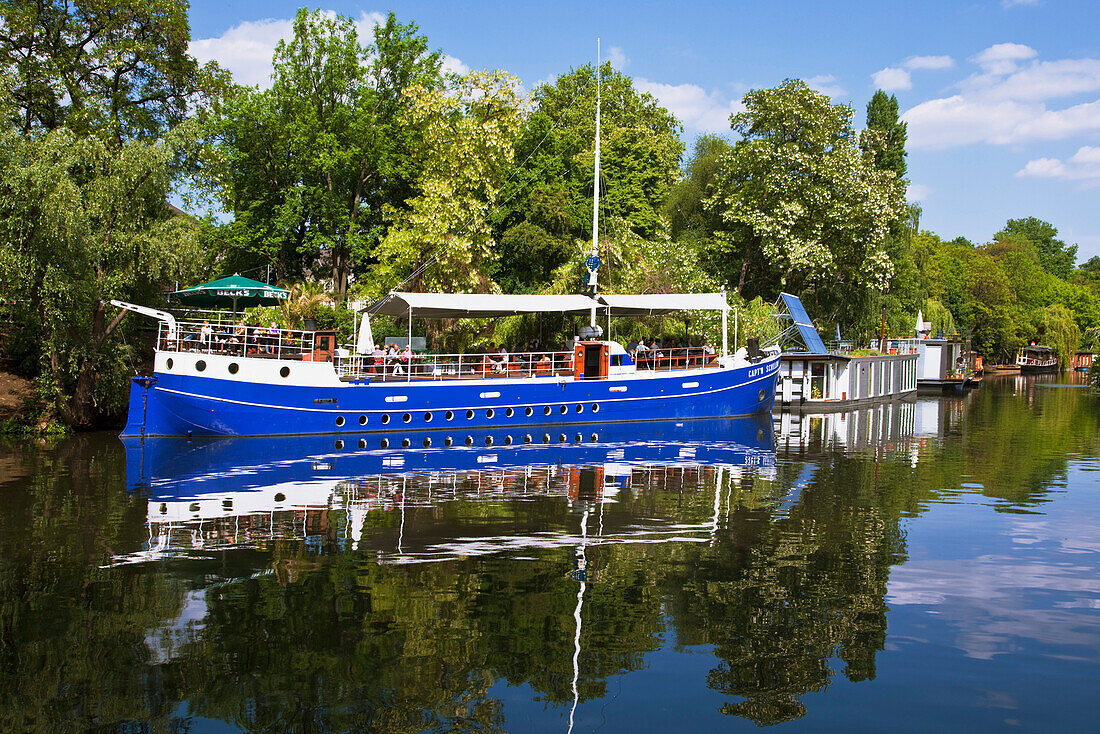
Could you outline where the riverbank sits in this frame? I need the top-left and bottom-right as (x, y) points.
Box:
(0, 368), (65, 435)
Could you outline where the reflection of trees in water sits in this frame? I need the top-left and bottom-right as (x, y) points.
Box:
(3, 381), (1097, 731)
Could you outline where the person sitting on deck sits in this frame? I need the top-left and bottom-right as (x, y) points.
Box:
(492, 344), (509, 373)
(265, 322), (280, 354)
(536, 353), (552, 375)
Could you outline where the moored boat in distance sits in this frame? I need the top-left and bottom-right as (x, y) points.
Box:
(1016, 344), (1060, 374)
(114, 292), (781, 438)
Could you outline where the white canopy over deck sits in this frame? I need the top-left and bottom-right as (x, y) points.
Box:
(597, 293), (729, 315)
(368, 291), (730, 318)
(364, 291), (734, 357)
(370, 292), (601, 318)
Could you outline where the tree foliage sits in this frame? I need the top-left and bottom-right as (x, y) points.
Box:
(704, 79), (908, 327)
(199, 9), (444, 293)
(0, 0), (222, 143)
(370, 69), (525, 295)
(491, 63), (683, 292)
(864, 90), (907, 181)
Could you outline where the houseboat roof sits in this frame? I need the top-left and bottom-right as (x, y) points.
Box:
(370, 291), (731, 318)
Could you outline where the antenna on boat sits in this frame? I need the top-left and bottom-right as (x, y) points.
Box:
(588, 38), (601, 330)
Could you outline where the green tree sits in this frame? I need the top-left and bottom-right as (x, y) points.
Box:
(996, 217), (1077, 280)
(864, 90), (907, 180)
(0, 0), (222, 142)
(370, 70), (525, 294)
(0, 118), (206, 425)
(200, 10), (443, 294)
(491, 63), (683, 292)
(705, 79), (908, 327)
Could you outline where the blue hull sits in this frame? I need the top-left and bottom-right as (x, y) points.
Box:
(122, 356), (780, 438)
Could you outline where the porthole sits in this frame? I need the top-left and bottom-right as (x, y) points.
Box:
(274, 492), (286, 502)
(423, 437), (432, 448)
(195, 360), (207, 372)
(159, 503), (167, 514)
(380, 438), (389, 449)
(166, 358), (174, 370)
(402, 412), (411, 423)
(381, 414), (390, 425)
(358, 438), (367, 449)
(559, 405), (568, 415)
(591, 433), (598, 442)
(486, 408), (495, 419)
(189, 502), (200, 513)
(506, 407), (514, 418)
(758, 389), (766, 402)
(544, 406), (552, 416)
(525, 407), (533, 417)
(401, 438), (411, 448)
(280, 366), (290, 378)
(228, 362), (239, 374)
(559, 433), (567, 443)
(575, 404), (583, 413)
(524, 434), (532, 444)
(543, 434), (551, 444)
(465, 436), (474, 446)
(444, 437), (453, 447)
(335, 416), (345, 427)
(504, 435), (513, 446)
(334, 439), (344, 449)
(466, 409), (475, 420)
(574, 433), (583, 443)
(359, 415), (367, 425)
(445, 410), (454, 421)
(485, 436), (494, 446)
(424, 412), (433, 423)
(591, 403), (600, 413)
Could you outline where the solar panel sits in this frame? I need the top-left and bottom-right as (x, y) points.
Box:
(780, 293), (828, 353)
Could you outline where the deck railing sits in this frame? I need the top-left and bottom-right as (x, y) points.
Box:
(632, 346), (717, 371)
(158, 322), (721, 380)
(158, 321), (315, 361)
(334, 350), (576, 381)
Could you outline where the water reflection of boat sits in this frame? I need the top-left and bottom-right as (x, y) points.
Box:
(115, 417), (776, 564)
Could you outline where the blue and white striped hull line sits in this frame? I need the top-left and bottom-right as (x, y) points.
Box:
(122, 350), (781, 438)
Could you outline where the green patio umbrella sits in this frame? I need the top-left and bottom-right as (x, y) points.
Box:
(172, 275), (290, 313)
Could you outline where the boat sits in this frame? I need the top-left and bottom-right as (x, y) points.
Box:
(1016, 344), (1060, 374)
(114, 293), (780, 438)
(113, 53), (779, 438)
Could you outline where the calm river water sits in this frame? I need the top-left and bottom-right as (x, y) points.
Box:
(2, 374), (1099, 733)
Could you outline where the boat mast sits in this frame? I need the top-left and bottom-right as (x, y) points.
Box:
(589, 39), (601, 329)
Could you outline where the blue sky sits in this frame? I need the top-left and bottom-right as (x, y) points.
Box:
(188, 0), (1100, 259)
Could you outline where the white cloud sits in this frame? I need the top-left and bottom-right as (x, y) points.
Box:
(441, 55), (469, 76)
(805, 74), (847, 98)
(606, 46), (628, 71)
(635, 79), (745, 133)
(904, 55), (955, 71)
(1017, 146), (1100, 183)
(903, 43), (1100, 148)
(971, 42), (1037, 75)
(907, 182), (930, 201)
(871, 67), (912, 91)
(190, 10), (385, 88)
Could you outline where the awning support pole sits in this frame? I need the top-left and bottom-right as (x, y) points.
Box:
(721, 286), (729, 358)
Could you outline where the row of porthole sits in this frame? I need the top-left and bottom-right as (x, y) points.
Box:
(165, 357), (291, 379)
(333, 432), (600, 450)
(336, 403), (601, 429)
